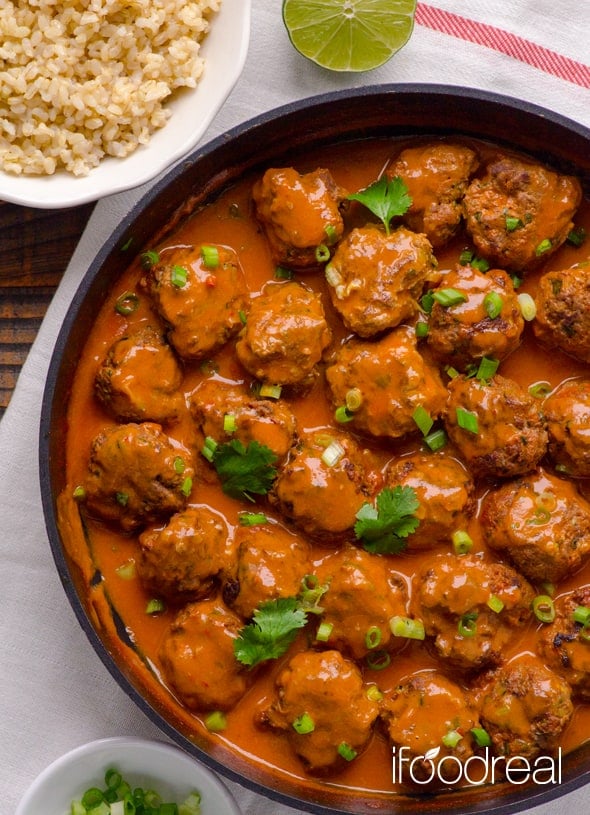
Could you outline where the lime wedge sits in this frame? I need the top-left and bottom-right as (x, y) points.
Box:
(282, 0), (417, 72)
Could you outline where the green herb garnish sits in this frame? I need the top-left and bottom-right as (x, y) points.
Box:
(354, 486), (420, 554)
(234, 597), (307, 667)
(348, 175), (412, 235)
(210, 439), (278, 502)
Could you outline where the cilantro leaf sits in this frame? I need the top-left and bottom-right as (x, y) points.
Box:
(354, 486), (420, 554)
(212, 439), (278, 501)
(234, 598), (308, 667)
(348, 176), (412, 235)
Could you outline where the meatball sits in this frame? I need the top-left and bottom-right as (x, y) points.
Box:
(381, 671), (480, 778)
(142, 243), (249, 360)
(314, 545), (407, 660)
(223, 523), (312, 619)
(444, 374), (547, 480)
(533, 260), (590, 363)
(235, 281), (332, 387)
(269, 428), (377, 542)
(95, 325), (184, 424)
(386, 141), (479, 248)
(159, 600), (252, 711)
(384, 451), (476, 551)
(415, 553), (534, 672)
(543, 378), (590, 477)
(137, 506), (233, 601)
(326, 325), (447, 440)
(325, 224), (437, 337)
(83, 422), (193, 532)
(425, 264), (524, 370)
(190, 379), (297, 463)
(259, 649), (379, 773)
(537, 586), (590, 701)
(463, 154), (582, 273)
(474, 654), (573, 761)
(480, 468), (590, 584)
(252, 167), (346, 270)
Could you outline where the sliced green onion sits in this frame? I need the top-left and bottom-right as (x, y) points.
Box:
(424, 427), (447, 452)
(205, 711), (227, 732)
(573, 606), (590, 626)
(389, 615), (426, 640)
(82, 788), (104, 809)
(532, 595), (555, 623)
(472, 256), (490, 273)
(114, 291), (140, 316)
(432, 288), (468, 308)
(458, 612), (478, 638)
(115, 561), (136, 581)
(567, 226), (587, 247)
(200, 244), (220, 268)
(412, 405), (434, 437)
(420, 291), (435, 314)
(324, 223), (338, 244)
(115, 491), (129, 507)
(456, 407), (479, 434)
(105, 770), (122, 790)
(321, 440), (345, 467)
(535, 238), (552, 256)
(459, 249), (474, 265)
(529, 381), (552, 399)
(316, 621), (333, 642)
(452, 530), (473, 555)
(325, 263), (342, 289)
(140, 249), (159, 269)
(293, 712), (315, 735)
(338, 742), (357, 761)
(471, 727), (492, 747)
(511, 274), (523, 289)
(73, 485), (86, 500)
(238, 511), (268, 526)
(299, 574), (328, 614)
(415, 320), (429, 338)
(483, 291), (503, 319)
(442, 729), (463, 748)
(505, 215), (524, 232)
(223, 413), (237, 433)
(179, 791), (202, 815)
(365, 626), (382, 650)
(239, 309), (247, 325)
(275, 266), (294, 280)
(518, 292), (537, 321)
(476, 356), (499, 381)
(180, 476), (193, 497)
(365, 649), (391, 670)
(201, 436), (218, 462)
(334, 405), (355, 424)
(445, 365), (460, 379)
(146, 598), (165, 614)
(259, 383), (282, 399)
(173, 456), (186, 474)
(487, 594), (505, 613)
(345, 387), (363, 412)
(170, 264), (188, 288)
(315, 243), (331, 263)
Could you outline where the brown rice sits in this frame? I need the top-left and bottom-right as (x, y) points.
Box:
(0, 0), (220, 177)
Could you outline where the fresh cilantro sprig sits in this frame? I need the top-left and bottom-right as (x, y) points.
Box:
(234, 597), (308, 667)
(348, 175), (412, 235)
(207, 439), (278, 502)
(354, 486), (420, 554)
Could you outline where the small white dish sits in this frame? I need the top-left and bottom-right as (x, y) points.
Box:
(0, 0), (250, 210)
(15, 737), (243, 815)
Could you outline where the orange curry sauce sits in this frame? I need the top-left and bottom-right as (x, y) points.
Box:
(61, 137), (590, 799)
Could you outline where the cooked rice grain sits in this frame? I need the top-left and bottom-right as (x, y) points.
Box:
(0, 0), (220, 176)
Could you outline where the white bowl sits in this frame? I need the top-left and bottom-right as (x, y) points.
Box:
(0, 0), (251, 210)
(15, 737), (243, 815)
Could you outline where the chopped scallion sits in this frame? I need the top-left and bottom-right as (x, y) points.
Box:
(458, 612), (478, 638)
(505, 215), (524, 232)
(334, 405), (355, 424)
(487, 594), (505, 614)
(471, 727), (492, 747)
(140, 249), (159, 269)
(483, 291), (503, 319)
(518, 292), (537, 321)
(338, 742), (357, 761)
(535, 238), (552, 256)
(415, 320), (429, 338)
(293, 712), (315, 735)
(205, 710), (227, 732)
(456, 407), (479, 434)
(529, 381), (552, 399)
(146, 598), (165, 614)
(476, 356), (499, 381)
(275, 266), (294, 280)
(201, 436), (218, 462)
(533, 595), (556, 623)
(238, 511), (268, 526)
(424, 427), (447, 452)
(345, 387), (363, 412)
(180, 476), (193, 497)
(365, 626), (382, 650)
(316, 621), (333, 642)
(412, 405), (434, 437)
(573, 606), (590, 626)
(452, 530), (473, 555)
(389, 615), (425, 640)
(170, 264), (188, 288)
(315, 243), (331, 263)
(114, 291), (140, 316)
(442, 729), (463, 748)
(200, 244), (219, 268)
(432, 288), (468, 308)
(259, 383), (282, 399)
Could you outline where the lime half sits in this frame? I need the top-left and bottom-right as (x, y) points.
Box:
(282, 0), (417, 72)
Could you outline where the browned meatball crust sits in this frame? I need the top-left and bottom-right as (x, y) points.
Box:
(537, 586), (590, 701)
(137, 506), (233, 601)
(415, 553), (534, 672)
(314, 546), (407, 660)
(444, 374), (547, 480)
(325, 224), (437, 337)
(269, 428), (377, 542)
(259, 649), (379, 773)
(543, 378), (590, 477)
(326, 325), (447, 440)
(95, 325), (183, 423)
(83, 422), (193, 532)
(252, 167), (346, 270)
(463, 154), (582, 273)
(223, 522), (312, 619)
(235, 281), (332, 387)
(159, 600), (252, 711)
(142, 243), (249, 360)
(473, 654), (573, 760)
(190, 379), (297, 463)
(533, 260), (590, 363)
(426, 265), (524, 370)
(384, 450), (476, 550)
(387, 142), (480, 248)
(480, 469), (590, 584)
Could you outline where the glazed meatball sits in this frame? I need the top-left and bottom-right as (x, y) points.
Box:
(269, 428), (377, 542)
(223, 523), (312, 619)
(137, 506), (233, 602)
(480, 468), (590, 584)
(142, 243), (249, 360)
(259, 649), (379, 773)
(425, 265), (524, 370)
(387, 142), (479, 248)
(474, 654), (573, 761)
(235, 281), (332, 387)
(381, 671), (480, 778)
(314, 545), (407, 660)
(190, 379), (297, 463)
(384, 451), (476, 551)
(537, 586), (590, 701)
(159, 600), (252, 711)
(543, 378), (590, 477)
(326, 325), (447, 440)
(252, 167), (346, 270)
(415, 553), (534, 672)
(444, 374), (547, 480)
(325, 224), (437, 337)
(95, 325), (183, 423)
(83, 422), (193, 532)
(533, 260), (590, 363)
(463, 154), (582, 273)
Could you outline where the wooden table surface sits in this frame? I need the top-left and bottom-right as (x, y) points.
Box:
(0, 200), (95, 417)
